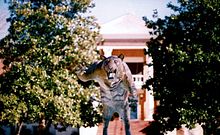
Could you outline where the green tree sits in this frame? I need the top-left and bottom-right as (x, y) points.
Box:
(144, 0), (220, 134)
(0, 0), (102, 134)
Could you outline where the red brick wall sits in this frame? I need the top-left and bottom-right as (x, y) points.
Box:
(112, 49), (145, 57)
(0, 59), (4, 75)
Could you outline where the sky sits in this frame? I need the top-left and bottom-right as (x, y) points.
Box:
(0, 0), (10, 39)
(89, 0), (178, 24)
(0, 0), (178, 38)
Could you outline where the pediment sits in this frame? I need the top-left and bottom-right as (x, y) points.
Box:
(100, 13), (150, 38)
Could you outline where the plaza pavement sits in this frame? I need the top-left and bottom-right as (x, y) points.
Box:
(96, 118), (149, 135)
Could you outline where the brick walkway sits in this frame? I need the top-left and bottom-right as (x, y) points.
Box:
(96, 118), (149, 135)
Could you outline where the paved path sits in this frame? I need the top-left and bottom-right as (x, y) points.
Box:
(97, 119), (149, 135)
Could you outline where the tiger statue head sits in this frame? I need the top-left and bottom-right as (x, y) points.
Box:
(101, 54), (125, 81)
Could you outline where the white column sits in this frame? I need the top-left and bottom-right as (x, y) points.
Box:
(144, 53), (154, 121)
(102, 48), (113, 57)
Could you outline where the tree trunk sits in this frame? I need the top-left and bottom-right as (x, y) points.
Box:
(38, 119), (46, 135)
(16, 122), (23, 135)
(44, 119), (52, 135)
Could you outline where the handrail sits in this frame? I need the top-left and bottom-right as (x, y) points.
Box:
(132, 75), (144, 89)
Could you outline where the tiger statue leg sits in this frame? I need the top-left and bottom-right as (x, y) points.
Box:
(103, 104), (114, 135)
(103, 117), (111, 135)
(119, 102), (131, 135)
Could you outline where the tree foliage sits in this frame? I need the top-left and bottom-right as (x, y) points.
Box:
(0, 0), (102, 129)
(144, 0), (220, 133)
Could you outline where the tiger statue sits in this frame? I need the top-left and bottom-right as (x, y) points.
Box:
(77, 54), (137, 135)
